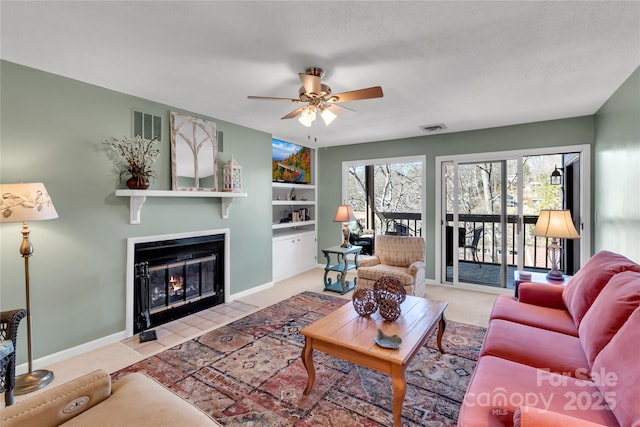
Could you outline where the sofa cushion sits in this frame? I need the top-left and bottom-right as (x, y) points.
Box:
(562, 250), (640, 327)
(458, 356), (619, 427)
(578, 270), (640, 366)
(592, 307), (640, 427)
(481, 319), (589, 377)
(514, 406), (609, 427)
(489, 295), (578, 336)
(357, 264), (415, 285)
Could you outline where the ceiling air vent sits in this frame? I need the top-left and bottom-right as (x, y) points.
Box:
(420, 123), (447, 132)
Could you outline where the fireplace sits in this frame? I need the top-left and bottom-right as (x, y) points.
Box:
(127, 230), (228, 336)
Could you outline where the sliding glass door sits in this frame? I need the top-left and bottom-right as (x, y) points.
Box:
(444, 160), (513, 288)
(439, 147), (588, 291)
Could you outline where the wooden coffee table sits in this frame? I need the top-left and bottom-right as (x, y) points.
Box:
(300, 295), (448, 427)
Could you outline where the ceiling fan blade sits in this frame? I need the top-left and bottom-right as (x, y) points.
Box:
(247, 96), (302, 103)
(329, 86), (383, 103)
(299, 73), (321, 97)
(281, 106), (307, 120)
(325, 103), (355, 116)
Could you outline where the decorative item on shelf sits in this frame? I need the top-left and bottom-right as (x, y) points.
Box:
(533, 209), (580, 280)
(170, 112), (218, 191)
(222, 156), (242, 192)
(352, 288), (378, 316)
(103, 135), (160, 190)
(0, 183), (58, 394)
(333, 204), (356, 247)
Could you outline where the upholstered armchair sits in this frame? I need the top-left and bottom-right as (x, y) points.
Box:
(1, 309), (26, 406)
(356, 235), (426, 297)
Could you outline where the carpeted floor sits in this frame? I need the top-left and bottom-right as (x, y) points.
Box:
(113, 291), (486, 426)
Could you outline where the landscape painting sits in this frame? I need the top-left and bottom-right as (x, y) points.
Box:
(272, 138), (311, 183)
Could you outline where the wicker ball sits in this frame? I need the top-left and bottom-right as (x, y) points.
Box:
(373, 276), (406, 304)
(352, 288), (378, 316)
(378, 296), (401, 321)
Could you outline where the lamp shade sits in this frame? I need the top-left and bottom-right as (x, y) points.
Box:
(320, 107), (337, 126)
(0, 183), (58, 223)
(333, 205), (356, 223)
(533, 210), (579, 239)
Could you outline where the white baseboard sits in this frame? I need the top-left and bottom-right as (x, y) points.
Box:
(229, 281), (273, 300)
(16, 330), (128, 375)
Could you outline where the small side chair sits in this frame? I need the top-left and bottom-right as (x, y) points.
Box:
(463, 227), (485, 266)
(1, 308), (26, 406)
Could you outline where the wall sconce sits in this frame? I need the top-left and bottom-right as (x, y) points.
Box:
(550, 165), (562, 185)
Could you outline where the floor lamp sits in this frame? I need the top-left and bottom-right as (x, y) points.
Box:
(0, 183), (58, 394)
(533, 209), (580, 281)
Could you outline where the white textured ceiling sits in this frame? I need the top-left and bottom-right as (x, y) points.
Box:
(1, 1), (639, 148)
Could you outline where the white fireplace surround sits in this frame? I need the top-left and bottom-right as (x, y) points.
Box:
(125, 228), (230, 338)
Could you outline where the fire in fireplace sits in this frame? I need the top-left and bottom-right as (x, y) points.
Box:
(132, 233), (225, 334)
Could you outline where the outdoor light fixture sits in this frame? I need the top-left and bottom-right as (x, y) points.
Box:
(0, 182), (58, 394)
(550, 165), (562, 185)
(533, 209), (580, 280)
(333, 204), (356, 248)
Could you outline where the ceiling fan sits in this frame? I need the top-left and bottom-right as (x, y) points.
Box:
(247, 67), (383, 127)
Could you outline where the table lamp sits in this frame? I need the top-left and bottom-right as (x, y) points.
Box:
(533, 209), (579, 280)
(0, 183), (58, 394)
(333, 204), (356, 248)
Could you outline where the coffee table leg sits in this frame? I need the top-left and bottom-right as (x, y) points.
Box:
(391, 365), (406, 427)
(437, 314), (447, 354)
(302, 337), (315, 395)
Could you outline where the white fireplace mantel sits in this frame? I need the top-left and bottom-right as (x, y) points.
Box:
(115, 189), (247, 224)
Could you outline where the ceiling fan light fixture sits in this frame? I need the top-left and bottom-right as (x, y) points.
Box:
(320, 107), (337, 126)
(298, 106), (316, 127)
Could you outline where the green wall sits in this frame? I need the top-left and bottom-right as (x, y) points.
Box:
(0, 61), (273, 362)
(317, 116), (595, 280)
(594, 66), (640, 262)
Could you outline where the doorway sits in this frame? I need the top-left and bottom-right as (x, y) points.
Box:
(437, 146), (590, 290)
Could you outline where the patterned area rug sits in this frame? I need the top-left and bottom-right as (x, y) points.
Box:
(114, 291), (485, 426)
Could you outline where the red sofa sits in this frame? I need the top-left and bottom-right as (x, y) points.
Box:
(458, 250), (640, 427)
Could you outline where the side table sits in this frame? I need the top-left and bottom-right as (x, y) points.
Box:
(321, 245), (362, 294)
(514, 271), (570, 298)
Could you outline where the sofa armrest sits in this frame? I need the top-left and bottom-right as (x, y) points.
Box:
(514, 406), (608, 426)
(359, 255), (380, 268)
(63, 372), (218, 427)
(517, 282), (566, 309)
(408, 260), (425, 276)
(1, 369), (111, 427)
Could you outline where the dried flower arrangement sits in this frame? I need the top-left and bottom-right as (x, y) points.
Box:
(103, 135), (160, 189)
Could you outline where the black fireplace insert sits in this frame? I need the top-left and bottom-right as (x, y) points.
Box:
(133, 234), (225, 334)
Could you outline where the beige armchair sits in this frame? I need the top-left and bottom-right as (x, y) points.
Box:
(356, 235), (426, 297)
